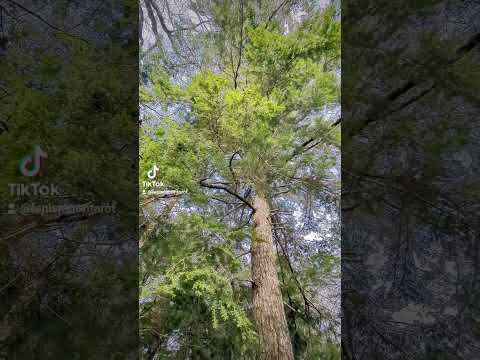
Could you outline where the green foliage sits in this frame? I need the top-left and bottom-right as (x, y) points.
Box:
(140, 215), (256, 358)
(304, 341), (341, 360)
(246, 7), (340, 95)
(1, 35), (136, 215)
(140, 4), (340, 358)
(0, 5), (138, 357)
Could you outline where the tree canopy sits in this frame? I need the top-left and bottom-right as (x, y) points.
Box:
(140, 1), (340, 359)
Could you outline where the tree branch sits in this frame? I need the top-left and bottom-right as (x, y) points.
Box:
(267, 0), (293, 22)
(331, 117), (342, 127)
(233, 0), (244, 89)
(5, 0), (88, 43)
(200, 179), (254, 210)
(229, 151), (241, 191)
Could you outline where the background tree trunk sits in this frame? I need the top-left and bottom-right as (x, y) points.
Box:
(251, 194), (294, 360)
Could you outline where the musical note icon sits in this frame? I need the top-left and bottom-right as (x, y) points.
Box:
(19, 145), (48, 177)
(147, 164), (159, 179)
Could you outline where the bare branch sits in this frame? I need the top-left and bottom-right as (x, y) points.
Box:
(200, 179), (255, 211)
(5, 0), (88, 43)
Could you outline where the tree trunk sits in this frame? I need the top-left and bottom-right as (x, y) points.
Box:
(251, 194), (294, 360)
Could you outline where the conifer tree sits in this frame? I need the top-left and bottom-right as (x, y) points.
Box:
(140, 2), (340, 358)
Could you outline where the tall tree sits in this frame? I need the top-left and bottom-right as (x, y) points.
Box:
(140, 2), (340, 358)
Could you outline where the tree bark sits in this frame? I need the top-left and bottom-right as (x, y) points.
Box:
(251, 194), (294, 360)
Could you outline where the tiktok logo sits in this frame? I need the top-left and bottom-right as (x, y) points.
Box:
(147, 164), (159, 179)
(143, 164), (163, 195)
(19, 145), (48, 177)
